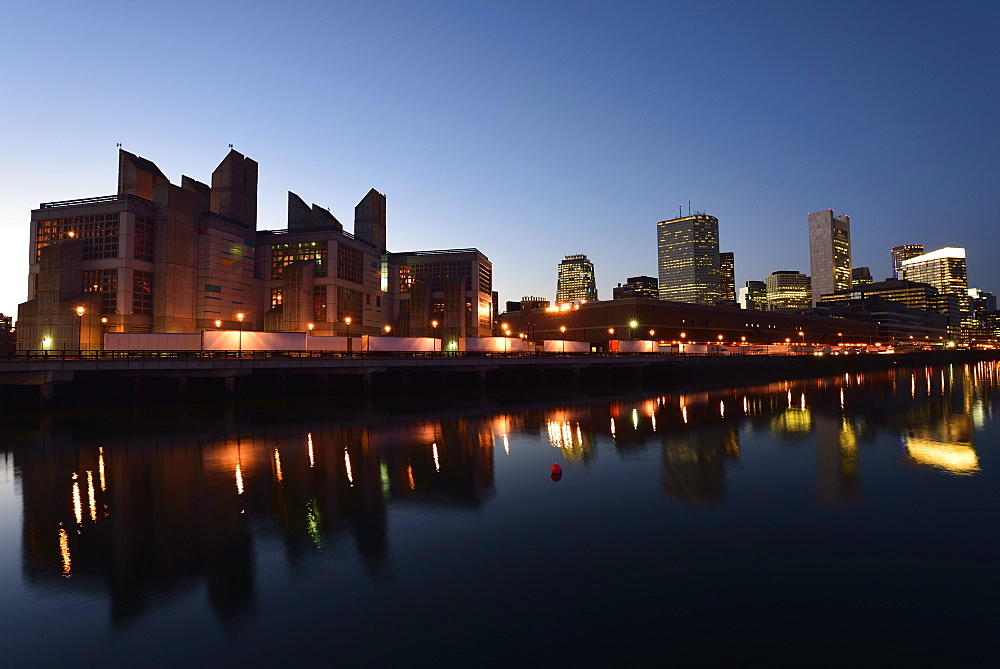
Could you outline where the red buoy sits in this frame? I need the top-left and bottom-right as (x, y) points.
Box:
(550, 463), (562, 474)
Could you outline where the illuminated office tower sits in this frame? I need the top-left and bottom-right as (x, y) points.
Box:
(891, 244), (924, 279)
(739, 280), (767, 310)
(851, 266), (873, 287)
(900, 248), (970, 312)
(555, 254), (597, 304)
(766, 271), (811, 312)
(808, 209), (851, 305)
(656, 214), (720, 305)
(719, 252), (736, 301)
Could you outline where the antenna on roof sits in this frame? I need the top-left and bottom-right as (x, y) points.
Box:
(116, 143), (122, 148)
(688, 201), (691, 216)
(228, 144), (234, 149)
(678, 204), (682, 218)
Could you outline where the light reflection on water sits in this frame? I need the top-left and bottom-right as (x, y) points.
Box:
(0, 359), (999, 665)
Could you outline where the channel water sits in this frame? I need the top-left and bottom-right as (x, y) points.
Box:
(1, 360), (998, 666)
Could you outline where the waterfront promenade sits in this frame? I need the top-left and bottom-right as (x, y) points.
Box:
(1, 348), (995, 410)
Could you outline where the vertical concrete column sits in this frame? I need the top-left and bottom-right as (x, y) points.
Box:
(177, 376), (189, 402)
(40, 383), (56, 410)
(224, 375), (236, 402)
(131, 378), (143, 403)
(362, 373), (373, 394)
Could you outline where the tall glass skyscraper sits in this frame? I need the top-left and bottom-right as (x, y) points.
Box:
(808, 209), (852, 305)
(555, 254), (597, 304)
(656, 214), (720, 305)
(719, 251), (736, 301)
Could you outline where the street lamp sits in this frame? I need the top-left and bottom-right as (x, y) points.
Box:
(344, 316), (352, 353)
(215, 319), (222, 330)
(560, 325), (566, 353)
(76, 306), (85, 351)
(838, 332), (843, 347)
(431, 319), (439, 353)
(236, 312), (245, 355)
(628, 320), (638, 340)
(307, 322), (314, 335)
(384, 324), (391, 335)
(798, 330), (805, 346)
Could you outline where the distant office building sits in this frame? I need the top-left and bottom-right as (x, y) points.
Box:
(656, 214), (721, 305)
(900, 248), (970, 312)
(808, 209), (852, 305)
(555, 254), (597, 304)
(891, 244), (924, 279)
(766, 271), (811, 312)
(505, 296), (551, 312)
(718, 252), (736, 302)
(851, 266), (873, 287)
(613, 276), (658, 300)
(819, 279), (944, 312)
(969, 289), (997, 317)
(739, 281), (767, 310)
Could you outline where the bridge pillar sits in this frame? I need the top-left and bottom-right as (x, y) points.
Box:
(319, 374), (331, 396)
(276, 374), (288, 396)
(362, 373), (373, 394)
(224, 376), (236, 401)
(177, 377), (189, 402)
(40, 383), (56, 410)
(131, 378), (143, 403)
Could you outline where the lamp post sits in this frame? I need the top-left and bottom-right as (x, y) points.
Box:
(344, 316), (352, 353)
(628, 320), (638, 340)
(308, 322), (314, 335)
(236, 312), (245, 356)
(798, 330), (805, 347)
(560, 325), (566, 353)
(215, 320), (222, 330)
(76, 306), (85, 352)
(431, 319), (439, 353)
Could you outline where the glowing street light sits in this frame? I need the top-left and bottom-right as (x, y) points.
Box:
(344, 316), (352, 353)
(384, 324), (392, 334)
(307, 322), (314, 335)
(236, 312), (245, 355)
(559, 325), (567, 353)
(76, 306), (85, 351)
(431, 319), (439, 353)
(215, 319), (222, 330)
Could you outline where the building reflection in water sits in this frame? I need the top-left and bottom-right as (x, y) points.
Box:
(8, 359), (998, 634)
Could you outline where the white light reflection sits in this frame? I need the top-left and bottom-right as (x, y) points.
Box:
(345, 448), (354, 486)
(235, 462), (244, 495)
(743, 396), (748, 415)
(911, 373), (916, 398)
(840, 388), (845, 409)
(72, 473), (82, 526)
(681, 406), (688, 424)
(632, 408), (638, 430)
(610, 418), (616, 438)
(58, 526), (71, 578)
(800, 393), (806, 411)
(307, 432), (315, 467)
(651, 413), (657, 432)
(719, 400), (725, 418)
(274, 448), (283, 483)
(98, 446), (106, 491)
(432, 442), (441, 472)
(503, 434), (510, 454)
(787, 389), (792, 408)
(87, 471), (96, 522)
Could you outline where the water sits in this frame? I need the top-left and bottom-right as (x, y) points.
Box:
(1, 360), (999, 666)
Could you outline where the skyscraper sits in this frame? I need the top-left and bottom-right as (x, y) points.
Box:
(656, 214), (720, 304)
(808, 209), (851, 305)
(718, 252), (736, 302)
(555, 254), (597, 304)
(900, 248), (970, 312)
(766, 271), (811, 312)
(891, 244), (924, 279)
(739, 280), (767, 310)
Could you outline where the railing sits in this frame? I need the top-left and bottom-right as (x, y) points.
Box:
(40, 194), (154, 209)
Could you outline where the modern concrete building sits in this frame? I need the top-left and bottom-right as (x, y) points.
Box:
(612, 276), (658, 300)
(16, 149), (491, 351)
(891, 244), (924, 279)
(808, 209), (851, 306)
(900, 248), (970, 312)
(656, 214), (721, 305)
(766, 271), (811, 312)
(385, 248), (494, 345)
(555, 254), (597, 304)
(851, 267), (873, 287)
(718, 252), (736, 302)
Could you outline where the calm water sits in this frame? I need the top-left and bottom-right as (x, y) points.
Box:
(2, 360), (999, 666)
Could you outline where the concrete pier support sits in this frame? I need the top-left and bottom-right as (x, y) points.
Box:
(40, 383), (56, 410)
(177, 376), (189, 402)
(224, 376), (236, 401)
(362, 373), (373, 394)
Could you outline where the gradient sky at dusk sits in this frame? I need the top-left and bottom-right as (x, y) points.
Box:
(2, 0), (997, 316)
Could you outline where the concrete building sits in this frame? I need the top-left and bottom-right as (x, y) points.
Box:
(900, 248), (971, 312)
(718, 252), (736, 302)
(808, 209), (851, 305)
(851, 267), (873, 287)
(555, 254), (597, 304)
(766, 271), (811, 312)
(385, 248), (493, 345)
(16, 149), (491, 351)
(891, 244), (924, 279)
(613, 276), (658, 300)
(656, 214), (721, 305)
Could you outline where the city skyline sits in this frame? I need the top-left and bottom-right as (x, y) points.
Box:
(1, 1), (998, 316)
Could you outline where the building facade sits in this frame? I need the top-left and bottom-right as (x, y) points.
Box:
(612, 275), (658, 300)
(718, 252), (736, 302)
(766, 271), (811, 312)
(900, 248), (971, 312)
(738, 281), (767, 311)
(656, 214), (721, 305)
(16, 150), (491, 350)
(891, 244), (924, 279)
(851, 267), (873, 287)
(555, 254), (597, 304)
(808, 209), (851, 305)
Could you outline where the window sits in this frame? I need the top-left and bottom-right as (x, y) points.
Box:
(314, 285), (327, 320)
(134, 216), (154, 261)
(36, 214), (120, 261)
(83, 269), (118, 314)
(337, 245), (363, 284)
(133, 271), (152, 315)
(337, 286), (361, 323)
(271, 288), (283, 309)
(271, 242), (327, 279)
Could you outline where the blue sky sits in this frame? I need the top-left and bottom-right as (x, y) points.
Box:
(1, 0), (997, 316)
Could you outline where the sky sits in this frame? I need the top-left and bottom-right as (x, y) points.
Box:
(1, 0), (998, 316)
